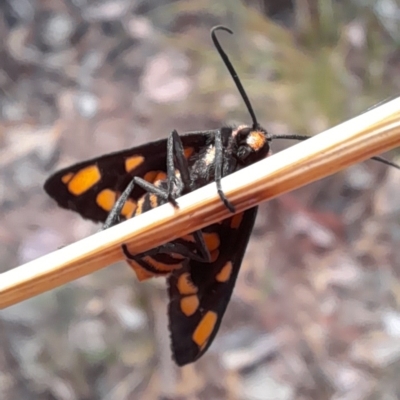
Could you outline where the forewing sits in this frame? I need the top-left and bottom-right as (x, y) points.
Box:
(167, 207), (258, 366)
(44, 133), (210, 223)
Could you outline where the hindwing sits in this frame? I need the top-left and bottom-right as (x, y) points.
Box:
(167, 207), (258, 366)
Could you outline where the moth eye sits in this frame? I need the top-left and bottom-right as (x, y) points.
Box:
(237, 146), (252, 161)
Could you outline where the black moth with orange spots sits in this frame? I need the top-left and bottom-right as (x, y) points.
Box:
(44, 26), (399, 366)
(45, 26), (270, 365)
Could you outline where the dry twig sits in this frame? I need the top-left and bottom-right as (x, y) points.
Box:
(1, 97), (400, 309)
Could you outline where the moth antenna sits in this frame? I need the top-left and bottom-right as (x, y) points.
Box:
(270, 134), (400, 170)
(269, 134), (311, 141)
(371, 156), (400, 170)
(211, 27), (400, 171)
(211, 26), (259, 130)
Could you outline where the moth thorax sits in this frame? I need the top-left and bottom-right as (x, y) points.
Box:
(204, 146), (216, 165)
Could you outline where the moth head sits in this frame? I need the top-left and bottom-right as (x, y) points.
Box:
(233, 125), (270, 164)
(212, 27), (270, 166)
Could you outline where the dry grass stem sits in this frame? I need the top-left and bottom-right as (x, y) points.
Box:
(1, 97), (400, 309)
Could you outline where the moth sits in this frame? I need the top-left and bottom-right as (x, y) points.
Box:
(44, 26), (399, 365)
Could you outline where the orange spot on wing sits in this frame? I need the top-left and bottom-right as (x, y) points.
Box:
(121, 199), (137, 219)
(192, 311), (218, 347)
(153, 171), (167, 185)
(182, 234), (195, 243)
(177, 272), (198, 295)
(209, 250), (219, 262)
(149, 193), (158, 209)
(125, 155), (144, 173)
(203, 232), (220, 252)
(180, 295), (199, 316)
(96, 189), (116, 211)
(67, 165), (101, 195)
(230, 212), (244, 229)
(61, 172), (73, 184)
(126, 259), (154, 281)
(144, 171), (160, 183)
(144, 256), (182, 273)
(96, 189), (136, 218)
(216, 261), (233, 283)
(136, 197), (145, 215)
(184, 147), (194, 159)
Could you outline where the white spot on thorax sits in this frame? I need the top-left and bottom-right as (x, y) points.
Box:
(204, 146), (216, 164)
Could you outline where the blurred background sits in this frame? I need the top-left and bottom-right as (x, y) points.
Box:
(1, 0), (400, 399)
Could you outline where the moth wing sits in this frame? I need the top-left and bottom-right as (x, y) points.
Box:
(44, 133), (211, 222)
(167, 207), (258, 365)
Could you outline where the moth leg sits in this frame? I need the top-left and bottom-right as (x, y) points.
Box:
(133, 177), (173, 200)
(191, 230), (211, 262)
(107, 129), (212, 261)
(168, 130), (192, 193)
(105, 179), (210, 261)
(167, 130), (211, 261)
(103, 177), (170, 230)
(142, 232), (211, 263)
(214, 129), (235, 213)
(124, 240), (210, 263)
(130, 233), (211, 263)
(164, 128), (194, 206)
(121, 245), (173, 277)
(104, 182), (210, 260)
(103, 130), (184, 230)
(103, 178), (136, 229)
